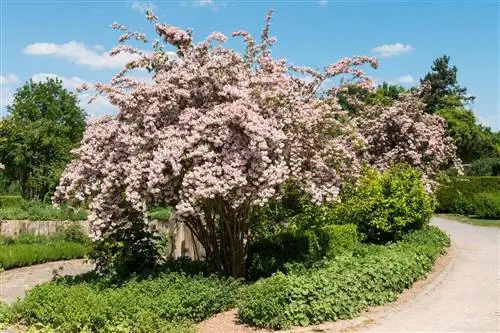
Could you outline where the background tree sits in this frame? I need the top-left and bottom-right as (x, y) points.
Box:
(436, 108), (500, 163)
(0, 78), (86, 200)
(420, 55), (474, 113)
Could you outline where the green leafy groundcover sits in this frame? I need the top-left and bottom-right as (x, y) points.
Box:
(2, 271), (241, 333)
(238, 226), (450, 329)
(0, 228), (89, 270)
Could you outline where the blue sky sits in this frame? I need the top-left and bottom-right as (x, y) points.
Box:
(1, 0), (499, 130)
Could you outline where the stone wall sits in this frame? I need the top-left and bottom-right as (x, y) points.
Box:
(0, 219), (204, 260)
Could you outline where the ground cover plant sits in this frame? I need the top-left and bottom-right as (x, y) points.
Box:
(0, 223), (89, 270)
(239, 226), (450, 329)
(2, 269), (241, 333)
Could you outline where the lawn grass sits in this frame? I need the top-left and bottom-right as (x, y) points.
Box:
(437, 213), (500, 227)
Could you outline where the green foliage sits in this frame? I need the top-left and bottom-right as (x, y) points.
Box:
(420, 55), (474, 113)
(467, 158), (500, 176)
(437, 108), (500, 163)
(147, 206), (172, 220)
(246, 224), (359, 280)
(0, 226), (89, 270)
(435, 176), (500, 218)
(470, 193), (500, 219)
(0, 200), (87, 221)
(89, 212), (168, 277)
(5, 271), (241, 332)
(320, 224), (360, 258)
(333, 165), (435, 243)
(0, 195), (24, 207)
(239, 226), (450, 329)
(0, 78), (86, 200)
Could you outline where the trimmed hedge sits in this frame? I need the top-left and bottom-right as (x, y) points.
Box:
(238, 226), (449, 329)
(3, 272), (241, 332)
(0, 224), (89, 270)
(467, 158), (500, 176)
(436, 176), (500, 219)
(0, 242), (88, 270)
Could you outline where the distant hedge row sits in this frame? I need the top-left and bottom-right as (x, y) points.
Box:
(435, 176), (500, 219)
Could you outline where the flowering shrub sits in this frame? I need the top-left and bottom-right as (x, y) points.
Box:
(54, 11), (378, 277)
(354, 88), (461, 179)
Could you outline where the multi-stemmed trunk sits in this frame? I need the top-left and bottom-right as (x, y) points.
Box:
(184, 200), (256, 278)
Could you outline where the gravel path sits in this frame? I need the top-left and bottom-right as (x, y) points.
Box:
(361, 217), (500, 332)
(0, 259), (94, 304)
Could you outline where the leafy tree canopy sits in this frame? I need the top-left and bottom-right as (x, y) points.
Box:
(0, 78), (86, 200)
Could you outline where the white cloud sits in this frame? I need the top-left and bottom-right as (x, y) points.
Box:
(31, 73), (85, 90)
(319, 0), (328, 6)
(395, 75), (415, 84)
(0, 74), (20, 85)
(23, 41), (140, 70)
(130, 0), (157, 13)
(371, 43), (414, 58)
(79, 93), (117, 118)
(92, 44), (105, 52)
(194, 0), (214, 7)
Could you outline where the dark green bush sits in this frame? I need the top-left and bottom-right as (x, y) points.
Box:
(467, 158), (500, 176)
(435, 176), (500, 218)
(471, 192), (500, 219)
(239, 226), (449, 329)
(333, 165), (436, 243)
(246, 224), (359, 280)
(5, 271), (241, 332)
(89, 212), (169, 277)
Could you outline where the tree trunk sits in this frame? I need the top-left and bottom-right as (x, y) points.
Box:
(184, 200), (254, 278)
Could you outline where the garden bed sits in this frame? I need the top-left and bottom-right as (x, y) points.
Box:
(0, 226), (449, 332)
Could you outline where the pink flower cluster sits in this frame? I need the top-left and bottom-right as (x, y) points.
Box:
(54, 11), (375, 240)
(355, 88), (462, 178)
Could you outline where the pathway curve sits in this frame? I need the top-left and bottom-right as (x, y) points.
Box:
(0, 259), (94, 304)
(360, 217), (500, 332)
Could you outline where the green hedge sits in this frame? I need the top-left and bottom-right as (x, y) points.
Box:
(436, 176), (500, 219)
(467, 158), (500, 176)
(238, 226), (449, 329)
(3, 272), (241, 332)
(0, 225), (89, 270)
(0, 242), (88, 270)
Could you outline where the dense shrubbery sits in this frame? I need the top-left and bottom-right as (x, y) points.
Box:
(0, 195), (87, 221)
(467, 158), (500, 176)
(435, 176), (500, 219)
(329, 165), (435, 243)
(3, 271), (241, 332)
(0, 223), (89, 270)
(247, 224), (359, 280)
(239, 226), (450, 329)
